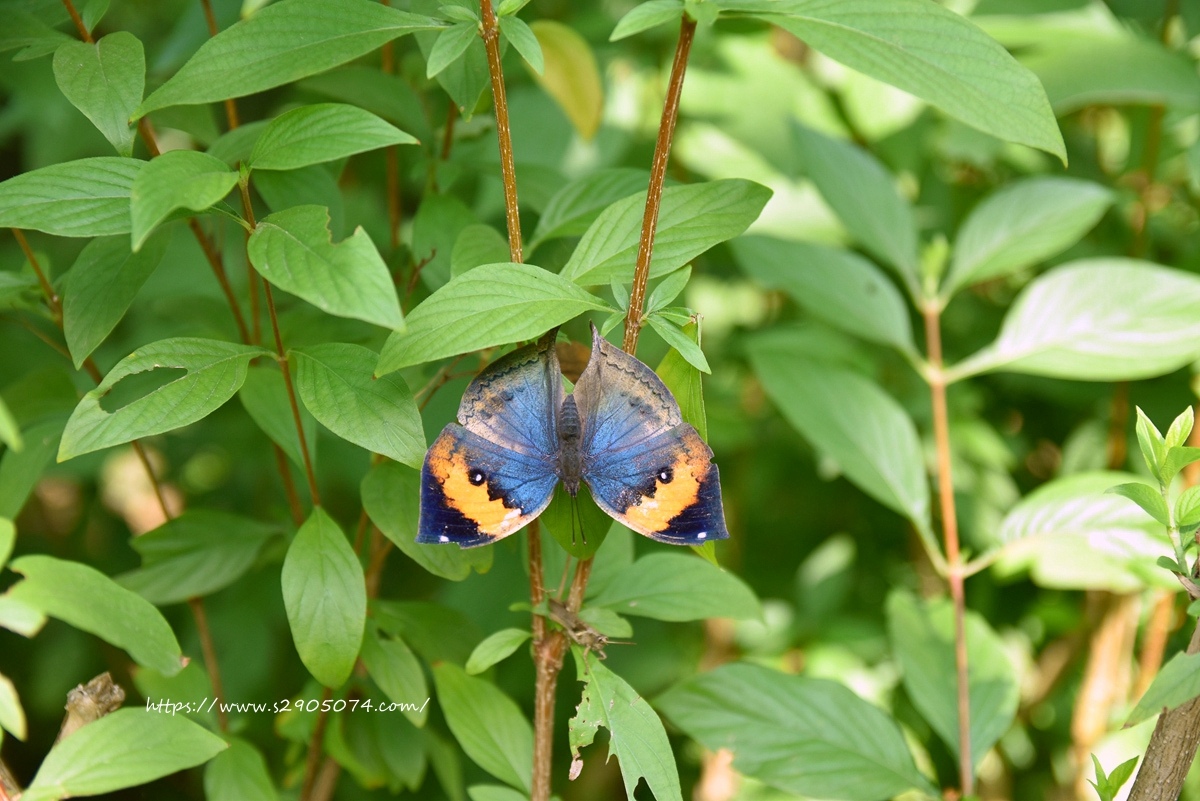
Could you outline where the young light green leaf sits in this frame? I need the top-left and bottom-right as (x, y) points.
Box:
(1137, 407), (1168, 481)
(791, 125), (918, 292)
(137, 0), (442, 116)
(451, 224), (510, 278)
(658, 661), (934, 799)
(6, 555), (184, 675)
(249, 103), (418, 172)
(0, 518), (13, 570)
(1107, 483), (1170, 528)
(0, 420), (62, 520)
(442, 5), (480, 23)
(433, 663), (532, 793)
(530, 20), (602, 140)
(59, 338), (269, 461)
(282, 507), (366, 688)
(530, 168), (647, 248)
(569, 649), (682, 801)
(560, 179), (770, 286)
(466, 628), (531, 675)
(646, 266), (690, 313)
(1166, 407), (1194, 450)
(238, 365), (319, 473)
(0, 398), (21, 453)
(611, 0), (684, 40)
(22, 708), (226, 801)
(116, 510), (280, 605)
(294, 343), (425, 467)
(203, 737), (278, 801)
(1177, 486), (1200, 529)
(951, 260), (1200, 381)
(53, 32), (144, 156)
(376, 262), (613, 375)
(427, 21), (478, 78)
(1128, 651), (1200, 726)
(248, 205), (404, 330)
(499, 16), (542, 74)
(590, 553), (759, 621)
(887, 591), (1020, 769)
(765, 0), (1065, 161)
(129, 150), (238, 251)
(733, 236), (915, 352)
(944, 177), (1113, 297)
(0, 672), (25, 741)
(1089, 754), (1139, 801)
(0, 594), (46, 638)
(63, 234), (168, 368)
(361, 627), (429, 726)
(647, 316), (710, 373)
(0, 157), (143, 237)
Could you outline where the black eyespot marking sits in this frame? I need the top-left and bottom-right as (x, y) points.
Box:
(657, 466), (673, 484)
(500, 390), (514, 401)
(468, 469), (486, 486)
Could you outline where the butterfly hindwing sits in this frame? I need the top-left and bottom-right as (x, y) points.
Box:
(456, 333), (562, 458)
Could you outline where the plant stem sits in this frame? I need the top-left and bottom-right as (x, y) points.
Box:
(12, 229), (60, 322)
(480, 0), (522, 264)
(60, 0), (92, 42)
(301, 687), (334, 800)
(922, 304), (973, 795)
(198, 0), (240, 130)
(1130, 622), (1200, 801)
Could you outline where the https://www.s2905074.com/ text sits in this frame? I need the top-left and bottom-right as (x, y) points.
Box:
(145, 696), (430, 716)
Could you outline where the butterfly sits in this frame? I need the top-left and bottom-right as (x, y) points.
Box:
(416, 324), (729, 548)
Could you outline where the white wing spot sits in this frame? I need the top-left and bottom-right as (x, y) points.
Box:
(697, 531), (707, 539)
(439, 535), (450, 543)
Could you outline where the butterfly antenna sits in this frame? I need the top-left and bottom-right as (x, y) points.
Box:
(555, 555), (573, 599)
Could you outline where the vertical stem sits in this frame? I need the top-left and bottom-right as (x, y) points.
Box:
(923, 305), (973, 795)
(188, 596), (229, 731)
(60, 0), (92, 42)
(12, 229), (60, 322)
(199, 0), (240, 130)
(481, 0), (522, 264)
(301, 687), (335, 800)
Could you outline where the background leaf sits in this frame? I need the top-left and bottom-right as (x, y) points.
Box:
(249, 103), (417, 171)
(238, 365), (319, 473)
(52, 32), (144, 156)
(129, 150), (238, 251)
(1127, 651), (1200, 726)
(529, 168), (647, 248)
(465, 628), (531, 675)
(433, 663), (532, 793)
(529, 20), (600, 139)
(361, 627), (429, 726)
(590, 553), (760, 621)
(203, 738), (278, 801)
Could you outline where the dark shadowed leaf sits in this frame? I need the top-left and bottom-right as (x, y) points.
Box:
(238, 365), (319, 473)
(466, 629), (531, 675)
(203, 737), (278, 801)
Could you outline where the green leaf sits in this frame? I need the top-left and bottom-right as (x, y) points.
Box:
(137, 0), (442, 116)
(733, 236), (915, 352)
(52, 32), (144, 156)
(22, 708), (226, 801)
(0, 397), (21, 452)
(468, 786), (526, 801)
(1107, 483), (1169, 527)
(1090, 755), (1138, 801)
(361, 627), (429, 726)
(0, 157), (143, 237)
(248, 205), (404, 330)
(412, 192), (478, 289)
(432, 663), (532, 793)
(658, 662), (934, 799)
(59, 338), (268, 461)
(569, 650), (682, 801)
(451, 225), (511, 278)
(466, 628), (531, 675)
(951, 260), (1200, 381)
(590, 553), (760, 621)
(427, 21), (478, 78)
(611, 0), (684, 40)
(414, 6), (489, 116)
(0, 420), (63, 519)
(374, 600), (482, 666)
(886, 591), (1019, 768)
(791, 125), (918, 292)
(560, 179), (770, 286)
(498, 16), (542, 74)
(361, 462), (492, 580)
(116, 510), (280, 605)
(529, 20), (603, 140)
(294, 343), (425, 467)
(1137, 407), (1168, 481)
(766, 0), (1065, 161)
(130, 150), (238, 251)
(249, 103), (417, 172)
(62, 234), (168, 369)
(82, 0), (110, 32)
(1168, 407), (1196, 450)
(0, 518), (13, 570)
(1177, 485), (1200, 529)
(204, 737), (278, 801)
(646, 266), (691, 313)
(542, 485), (611, 559)
(647, 316), (710, 374)
(282, 507), (366, 688)
(0, 671), (25, 741)
(0, 595), (46, 638)
(530, 168), (647, 248)
(6, 555), (184, 675)
(376, 262), (612, 374)
(656, 322), (707, 441)
(943, 177), (1113, 297)
(298, 67), (431, 143)
(1128, 651), (1200, 726)
(747, 341), (930, 529)
(238, 365), (319, 473)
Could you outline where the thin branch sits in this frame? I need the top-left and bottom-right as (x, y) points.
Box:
(188, 596), (230, 731)
(60, 0), (93, 42)
(481, 0), (522, 264)
(12, 229), (59, 321)
(301, 687), (334, 801)
(199, 0), (240, 130)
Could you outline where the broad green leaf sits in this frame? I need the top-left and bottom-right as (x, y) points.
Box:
(0, 420), (63, 519)
(530, 168), (648, 248)
(886, 591), (1019, 768)
(0, 671), (24, 740)
(747, 341), (929, 529)
(375, 263), (613, 375)
(426, 21), (477, 79)
(451, 224), (510, 278)
(1166, 407), (1195, 450)
(433, 663), (532, 793)
(611, 0), (684, 40)
(204, 737), (278, 801)
(282, 507), (366, 687)
(59, 338), (268, 461)
(298, 67), (431, 143)
(944, 177), (1113, 296)
(951, 260), (1200, 381)
(560, 179), (771, 286)
(530, 20), (600, 139)
(733, 236), (915, 352)
(0, 157), (143, 237)
(22, 708), (226, 801)
(249, 103), (418, 171)
(569, 649), (682, 801)
(361, 462), (492, 581)
(466, 629), (531, 675)
(1161, 446), (1200, 488)
(658, 662), (934, 799)
(294, 343), (424, 467)
(657, 322), (707, 441)
(6, 555), (184, 675)
(238, 365), (319, 473)
(0, 518), (13, 569)
(791, 125), (918, 292)
(63, 234), (167, 368)
(0, 12), (73, 61)
(248, 205), (404, 329)
(0, 397), (21, 452)
(1128, 651), (1200, 726)
(1108, 483), (1169, 528)
(1177, 485), (1200, 529)
(764, 0), (1065, 161)
(590, 553), (760, 621)
(52, 32), (144, 156)
(647, 316), (710, 373)
(499, 16), (543, 75)
(130, 150), (238, 251)
(361, 627), (429, 726)
(116, 510), (280, 605)
(137, 0), (442, 116)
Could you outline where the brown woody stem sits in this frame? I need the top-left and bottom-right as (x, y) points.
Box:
(199, 0), (240, 130)
(60, 0), (92, 42)
(481, 0), (523, 264)
(12, 229), (60, 322)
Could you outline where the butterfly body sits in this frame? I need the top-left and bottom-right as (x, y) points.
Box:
(418, 325), (728, 548)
